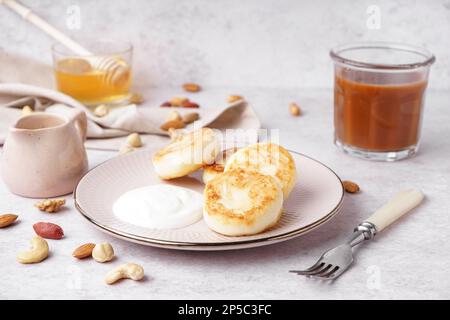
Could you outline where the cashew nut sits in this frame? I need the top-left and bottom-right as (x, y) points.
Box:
(105, 263), (144, 285)
(17, 236), (49, 264)
(94, 104), (109, 117)
(92, 242), (114, 263)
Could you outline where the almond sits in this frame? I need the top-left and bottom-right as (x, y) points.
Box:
(0, 214), (18, 228)
(182, 83), (201, 92)
(73, 243), (96, 259)
(33, 222), (64, 240)
(181, 100), (200, 108)
(160, 119), (186, 131)
(227, 95), (243, 103)
(343, 180), (360, 193)
(182, 112), (200, 124)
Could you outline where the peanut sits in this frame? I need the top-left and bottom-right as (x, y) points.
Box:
(289, 102), (301, 116)
(17, 236), (49, 264)
(126, 133), (142, 148)
(92, 242), (114, 263)
(181, 100), (200, 108)
(33, 222), (64, 240)
(105, 263), (144, 285)
(160, 101), (172, 107)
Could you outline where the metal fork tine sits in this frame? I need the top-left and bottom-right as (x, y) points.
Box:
(314, 265), (339, 279)
(289, 262), (323, 275)
(313, 264), (333, 277)
(294, 263), (328, 276)
(322, 267), (343, 280)
(289, 260), (323, 274)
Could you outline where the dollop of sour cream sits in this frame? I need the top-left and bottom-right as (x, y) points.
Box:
(113, 184), (203, 229)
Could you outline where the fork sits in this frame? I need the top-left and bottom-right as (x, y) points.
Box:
(289, 189), (424, 280)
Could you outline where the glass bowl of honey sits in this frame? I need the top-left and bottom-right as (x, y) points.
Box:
(52, 40), (132, 106)
(330, 42), (435, 161)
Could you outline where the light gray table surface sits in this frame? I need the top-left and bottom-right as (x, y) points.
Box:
(1, 87), (449, 299)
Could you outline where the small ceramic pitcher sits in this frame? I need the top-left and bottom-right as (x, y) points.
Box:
(1, 109), (88, 198)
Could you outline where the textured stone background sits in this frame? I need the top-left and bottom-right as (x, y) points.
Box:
(1, 0), (449, 89)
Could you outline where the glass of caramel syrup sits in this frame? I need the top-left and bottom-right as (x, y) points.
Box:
(52, 40), (132, 106)
(330, 42), (435, 161)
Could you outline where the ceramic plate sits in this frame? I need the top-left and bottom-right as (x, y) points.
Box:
(74, 149), (344, 250)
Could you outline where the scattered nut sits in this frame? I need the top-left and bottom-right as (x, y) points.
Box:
(92, 242), (115, 263)
(166, 110), (182, 122)
(169, 97), (188, 107)
(119, 144), (134, 155)
(129, 93), (144, 105)
(105, 263), (144, 285)
(160, 101), (172, 107)
(182, 112), (200, 124)
(227, 95), (244, 103)
(126, 133), (142, 148)
(182, 83), (201, 93)
(0, 214), (18, 228)
(16, 236), (49, 264)
(289, 102), (301, 116)
(22, 105), (33, 116)
(94, 104), (109, 117)
(35, 198), (66, 213)
(167, 128), (184, 141)
(160, 119), (186, 131)
(181, 100), (200, 108)
(33, 222), (64, 240)
(73, 243), (96, 259)
(343, 180), (360, 193)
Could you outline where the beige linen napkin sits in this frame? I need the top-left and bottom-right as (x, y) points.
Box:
(0, 54), (260, 150)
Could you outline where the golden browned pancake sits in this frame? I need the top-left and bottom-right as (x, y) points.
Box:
(225, 143), (296, 199)
(203, 169), (283, 236)
(152, 128), (220, 179)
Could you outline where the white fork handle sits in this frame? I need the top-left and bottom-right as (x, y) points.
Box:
(365, 189), (424, 232)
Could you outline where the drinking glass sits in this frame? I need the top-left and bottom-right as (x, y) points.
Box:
(52, 40), (132, 106)
(330, 42), (435, 161)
